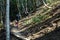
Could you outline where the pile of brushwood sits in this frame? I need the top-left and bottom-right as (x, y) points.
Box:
(18, 4), (60, 37)
(11, 1), (60, 40)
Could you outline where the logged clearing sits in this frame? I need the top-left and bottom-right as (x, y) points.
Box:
(11, 2), (60, 40)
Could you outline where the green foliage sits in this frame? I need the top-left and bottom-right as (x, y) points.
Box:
(46, 0), (60, 4)
(0, 23), (3, 28)
(33, 17), (40, 23)
(32, 14), (45, 23)
(3, 0), (60, 21)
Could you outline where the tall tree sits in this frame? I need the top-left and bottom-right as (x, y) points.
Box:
(16, 0), (22, 19)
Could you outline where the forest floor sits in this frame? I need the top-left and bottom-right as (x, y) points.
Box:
(35, 27), (60, 40)
(0, 1), (60, 40)
(11, 4), (60, 40)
